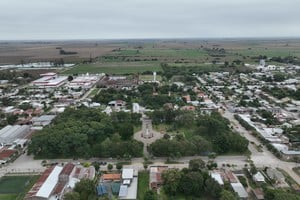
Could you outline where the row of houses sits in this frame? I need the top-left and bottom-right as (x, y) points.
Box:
(98, 168), (138, 200)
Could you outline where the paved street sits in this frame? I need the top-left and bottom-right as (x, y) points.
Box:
(222, 108), (300, 184)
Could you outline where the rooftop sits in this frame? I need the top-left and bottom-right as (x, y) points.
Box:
(122, 168), (134, 179)
(36, 166), (63, 198)
(231, 182), (248, 198)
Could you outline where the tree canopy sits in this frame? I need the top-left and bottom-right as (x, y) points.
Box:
(28, 107), (143, 158)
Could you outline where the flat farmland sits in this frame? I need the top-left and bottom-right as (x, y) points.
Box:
(0, 41), (123, 65)
(2, 39), (300, 76)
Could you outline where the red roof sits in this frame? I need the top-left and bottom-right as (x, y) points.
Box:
(60, 163), (75, 176)
(0, 149), (17, 160)
(102, 173), (121, 180)
(26, 167), (55, 198)
(53, 183), (65, 195)
(225, 171), (238, 183)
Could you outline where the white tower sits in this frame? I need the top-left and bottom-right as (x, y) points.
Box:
(153, 71), (157, 82)
(132, 103), (140, 113)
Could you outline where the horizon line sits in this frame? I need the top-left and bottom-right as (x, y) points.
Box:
(1, 36), (300, 42)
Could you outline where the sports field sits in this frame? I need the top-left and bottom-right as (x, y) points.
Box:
(0, 176), (38, 200)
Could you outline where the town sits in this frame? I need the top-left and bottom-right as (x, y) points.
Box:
(0, 39), (300, 200)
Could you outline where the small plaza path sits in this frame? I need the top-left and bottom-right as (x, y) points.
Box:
(134, 117), (164, 157)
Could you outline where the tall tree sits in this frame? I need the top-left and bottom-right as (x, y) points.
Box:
(162, 169), (182, 195)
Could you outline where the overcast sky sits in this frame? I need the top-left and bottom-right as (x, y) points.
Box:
(1, 0), (299, 40)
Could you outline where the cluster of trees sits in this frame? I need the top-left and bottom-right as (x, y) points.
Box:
(64, 179), (97, 200)
(263, 86), (300, 100)
(59, 49), (78, 55)
(149, 112), (248, 156)
(270, 55), (300, 65)
(92, 88), (128, 104)
(93, 84), (187, 110)
(257, 109), (279, 125)
(264, 188), (300, 200)
(149, 135), (211, 157)
(0, 70), (36, 84)
(28, 108), (143, 158)
(239, 98), (261, 107)
(195, 112), (248, 154)
(161, 63), (251, 80)
(161, 160), (238, 199)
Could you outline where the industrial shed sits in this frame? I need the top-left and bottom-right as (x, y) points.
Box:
(0, 125), (30, 144)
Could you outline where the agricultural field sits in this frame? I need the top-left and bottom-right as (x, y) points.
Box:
(61, 39), (300, 75)
(0, 175), (39, 200)
(2, 39), (300, 76)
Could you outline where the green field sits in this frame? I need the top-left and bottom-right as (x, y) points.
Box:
(0, 194), (18, 200)
(0, 176), (39, 200)
(63, 63), (162, 75)
(59, 39), (300, 76)
(139, 75), (162, 81)
(137, 171), (149, 200)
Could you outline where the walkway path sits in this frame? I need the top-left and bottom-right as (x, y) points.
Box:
(133, 118), (163, 157)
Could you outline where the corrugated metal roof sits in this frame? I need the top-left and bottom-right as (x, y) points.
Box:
(102, 173), (121, 180)
(36, 166), (63, 198)
(118, 185), (128, 197)
(231, 183), (248, 198)
(122, 168), (133, 179)
(0, 125), (30, 143)
(34, 115), (56, 122)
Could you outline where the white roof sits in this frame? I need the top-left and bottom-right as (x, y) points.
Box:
(253, 172), (265, 182)
(33, 115), (56, 122)
(119, 177), (138, 200)
(36, 166), (63, 198)
(210, 172), (224, 185)
(231, 182), (248, 198)
(119, 185), (128, 197)
(122, 168), (134, 179)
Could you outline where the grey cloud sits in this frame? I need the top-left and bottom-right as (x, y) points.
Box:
(0, 0), (299, 39)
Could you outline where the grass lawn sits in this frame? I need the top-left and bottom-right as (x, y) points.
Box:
(159, 189), (207, 200)
(139, 75), (162, 81)
(0, 194), (18, 200)
(0, 176), (33, 194)
(63, 63), (162, 75)
(0, 175), (39, 200)
(137, 171), (149, 200)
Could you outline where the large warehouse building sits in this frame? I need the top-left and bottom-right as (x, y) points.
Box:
(0, 125), (30, 144)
